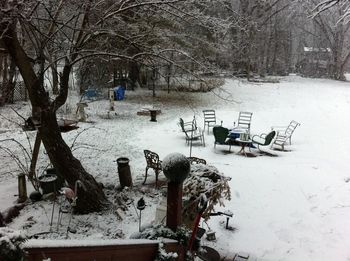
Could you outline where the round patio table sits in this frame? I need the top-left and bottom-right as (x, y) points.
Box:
(235, 138), (253, 157)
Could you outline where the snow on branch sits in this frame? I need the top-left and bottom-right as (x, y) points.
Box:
(312, 0), (350, 23)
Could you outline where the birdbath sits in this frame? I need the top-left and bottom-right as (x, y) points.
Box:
(162, 153), (190, 231)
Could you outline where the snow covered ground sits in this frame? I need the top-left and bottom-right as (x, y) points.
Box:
(1, 75), (350, 260)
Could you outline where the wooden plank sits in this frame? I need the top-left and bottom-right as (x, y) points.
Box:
(25, 241), (184, 261)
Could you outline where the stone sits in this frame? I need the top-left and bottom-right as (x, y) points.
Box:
(29, 191), (42, 202)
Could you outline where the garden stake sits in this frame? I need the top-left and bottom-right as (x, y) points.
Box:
(188, 194), (208, 251)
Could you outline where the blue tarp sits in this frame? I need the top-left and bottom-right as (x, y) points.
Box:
(114, 86), (126, 101)
(84, 89), (97, 99)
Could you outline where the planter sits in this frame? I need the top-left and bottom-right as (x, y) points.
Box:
(45, 168), (65, 188)
(38, 168), (65, 194)
(38, 174), (58, 195)
(116, 157), (132, 188)
(149, 110), (157, 122)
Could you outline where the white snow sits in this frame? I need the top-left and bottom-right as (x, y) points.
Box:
(24, 238), (176, 248)
(1, 75), (350, 260)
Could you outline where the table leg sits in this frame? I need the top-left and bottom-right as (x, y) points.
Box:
(237, 143), (247, 156)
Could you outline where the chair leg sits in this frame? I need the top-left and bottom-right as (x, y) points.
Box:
(143, 167), (149, 184)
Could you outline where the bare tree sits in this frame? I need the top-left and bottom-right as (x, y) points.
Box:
(0, 0), (228, 213)
(300, 0), (350, 80)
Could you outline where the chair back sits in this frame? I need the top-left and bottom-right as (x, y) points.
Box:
(263, 131), (276, 145)
(285, 120), (300, 137)
(144, 150), (161, 169)
(179, 118), (196, 132)
(213, 126), (229, 144)
(203, 110), (216, 124)
(237, 111), (253, 130)
(188, 157), (207, 165)
(179, 118), (186, 132)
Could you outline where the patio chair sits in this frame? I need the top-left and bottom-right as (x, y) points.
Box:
(188, 156), (207, 165)
(179, 118), (205, 146)
(213, 126), (234, 152)
(232, 111), (253, 134)
(251, 131), (276, 151)
(143, 150), (163, 187)
(179, 118), (196, 133)
(271, 120), (300, 151)
(203, 110), (216, 134)
(184, 127), (205, 146)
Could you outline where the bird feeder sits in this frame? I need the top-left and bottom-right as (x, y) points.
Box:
(137, 197), (146, 232)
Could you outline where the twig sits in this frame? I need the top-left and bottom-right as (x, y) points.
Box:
(10, 107), (27, 121)
(0, 113), (22, 128)
(69, 126), (107, 150)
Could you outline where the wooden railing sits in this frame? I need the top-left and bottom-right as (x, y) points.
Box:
(24, 239), (185, 261)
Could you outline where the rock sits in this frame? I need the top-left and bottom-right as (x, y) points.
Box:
(29, 191), (42, 202)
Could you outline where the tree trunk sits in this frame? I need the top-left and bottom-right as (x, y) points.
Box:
(129, 61), (139, 90)
(39, 110), (107, 213)
(1, 20), (108, 214)
(5, 57), (16, 103)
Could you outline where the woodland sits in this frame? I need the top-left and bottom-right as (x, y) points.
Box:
(0, 0), (349, 213)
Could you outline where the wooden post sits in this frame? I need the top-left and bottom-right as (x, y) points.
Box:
(162, 153), (190, 232)
(166, 182), (183, 231)
(18, 173), (27, 203)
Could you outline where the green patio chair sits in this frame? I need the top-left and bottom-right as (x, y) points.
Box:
(251, 131), (276, 151)
(213, 126), (234, 152)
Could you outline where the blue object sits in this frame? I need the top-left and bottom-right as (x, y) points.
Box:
(83, 89), (97, 100)
(228, 132), (240, 140)
(114, 85), (126, 101)
(228, 130), (256, 148)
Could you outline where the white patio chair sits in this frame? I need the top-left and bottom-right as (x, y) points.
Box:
(271, 120), (300, 151)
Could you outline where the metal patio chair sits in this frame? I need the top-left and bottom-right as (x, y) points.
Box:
(271, 120), (300, 151)
(203, 110), (217, 134)
(143, 150), (163, 187)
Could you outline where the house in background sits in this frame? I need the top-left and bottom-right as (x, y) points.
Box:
(296, 47), (333, 77)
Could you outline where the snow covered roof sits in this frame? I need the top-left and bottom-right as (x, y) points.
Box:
(303, 47), (331, 52)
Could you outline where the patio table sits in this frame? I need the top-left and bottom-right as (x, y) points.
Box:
(235, 138), (253, 157)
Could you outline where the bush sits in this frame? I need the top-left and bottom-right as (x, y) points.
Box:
(0, 227), (26, 261)
(182, 164), (231, 227)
